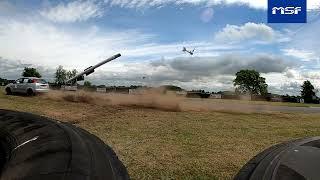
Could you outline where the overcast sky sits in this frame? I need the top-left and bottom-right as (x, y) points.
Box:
(0, 0), (320, 95)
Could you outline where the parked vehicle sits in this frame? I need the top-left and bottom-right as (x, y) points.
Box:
(5, 77), (49, 96)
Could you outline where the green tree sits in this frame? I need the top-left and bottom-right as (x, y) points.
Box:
(54, 66), (67, 85)
(54, 66), (78, 85)
(83, 81), (92, 87)
(66, 69), (78, 80)
(234, 69), (268, 96)
(22, 67), (41, 78)
(301, 80), (316, 103)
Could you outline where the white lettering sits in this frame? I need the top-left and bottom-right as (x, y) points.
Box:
(272, 7), (302, 15)
(272, 7), (284, 14)
(284, 7), (295, 15)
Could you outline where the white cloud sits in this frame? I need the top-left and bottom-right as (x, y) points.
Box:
(288, 17), (320, 62)
(206, 0), (266, 9)
(106, 0), (265, 9)
(265, 72), (303, 96)
(123, 42), (238, 59)
(200, 8), (214, 23)
(266, 67), (320, 96)
(214, 22), (278, 44)
(0, 18), (154, 69)
(40, 0), (105, 23)
(308, 0), (320, 10)
(302, 71), (320, 80)
(106, 0), (320, 10)
(284, 69), (299, 79)
(0, 17), (240, 70)
(282, 49), (318, 61)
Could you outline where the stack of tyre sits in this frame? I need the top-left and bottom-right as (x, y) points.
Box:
(0, 110), (129, 180)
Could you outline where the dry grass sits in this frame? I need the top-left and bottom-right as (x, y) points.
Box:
(200, 98), (320, 108)
(0, 88), (320, 179)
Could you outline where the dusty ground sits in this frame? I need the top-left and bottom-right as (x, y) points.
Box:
(0, 89), (320, 179)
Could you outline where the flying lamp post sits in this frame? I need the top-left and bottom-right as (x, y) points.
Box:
(62, 53), (121, 91)
(65, 53), (121, 85)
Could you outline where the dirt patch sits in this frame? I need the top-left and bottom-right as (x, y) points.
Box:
(43, 89), (183, 112)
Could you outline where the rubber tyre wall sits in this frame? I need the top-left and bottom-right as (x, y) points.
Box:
(234, 142), (291, 180)
(234, 138), (314, 180)
(0, 109), (129, 180)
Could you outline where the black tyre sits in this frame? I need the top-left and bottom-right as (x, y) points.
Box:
(234, 137), (320, 180)
(5, 88), (11, 95)
(0, 109), (129, 180)
(26, 89), (35, 96)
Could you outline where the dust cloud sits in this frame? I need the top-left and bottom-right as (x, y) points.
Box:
(43, 89), (185, 112)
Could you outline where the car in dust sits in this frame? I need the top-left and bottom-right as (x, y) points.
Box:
(5, 77), (49, 96)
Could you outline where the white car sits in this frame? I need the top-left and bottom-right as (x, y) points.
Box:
(5, 77), (49, 96)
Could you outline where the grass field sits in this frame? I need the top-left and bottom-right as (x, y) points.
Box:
(0, 88), (320, 179)
(191, 98), (320, 108)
